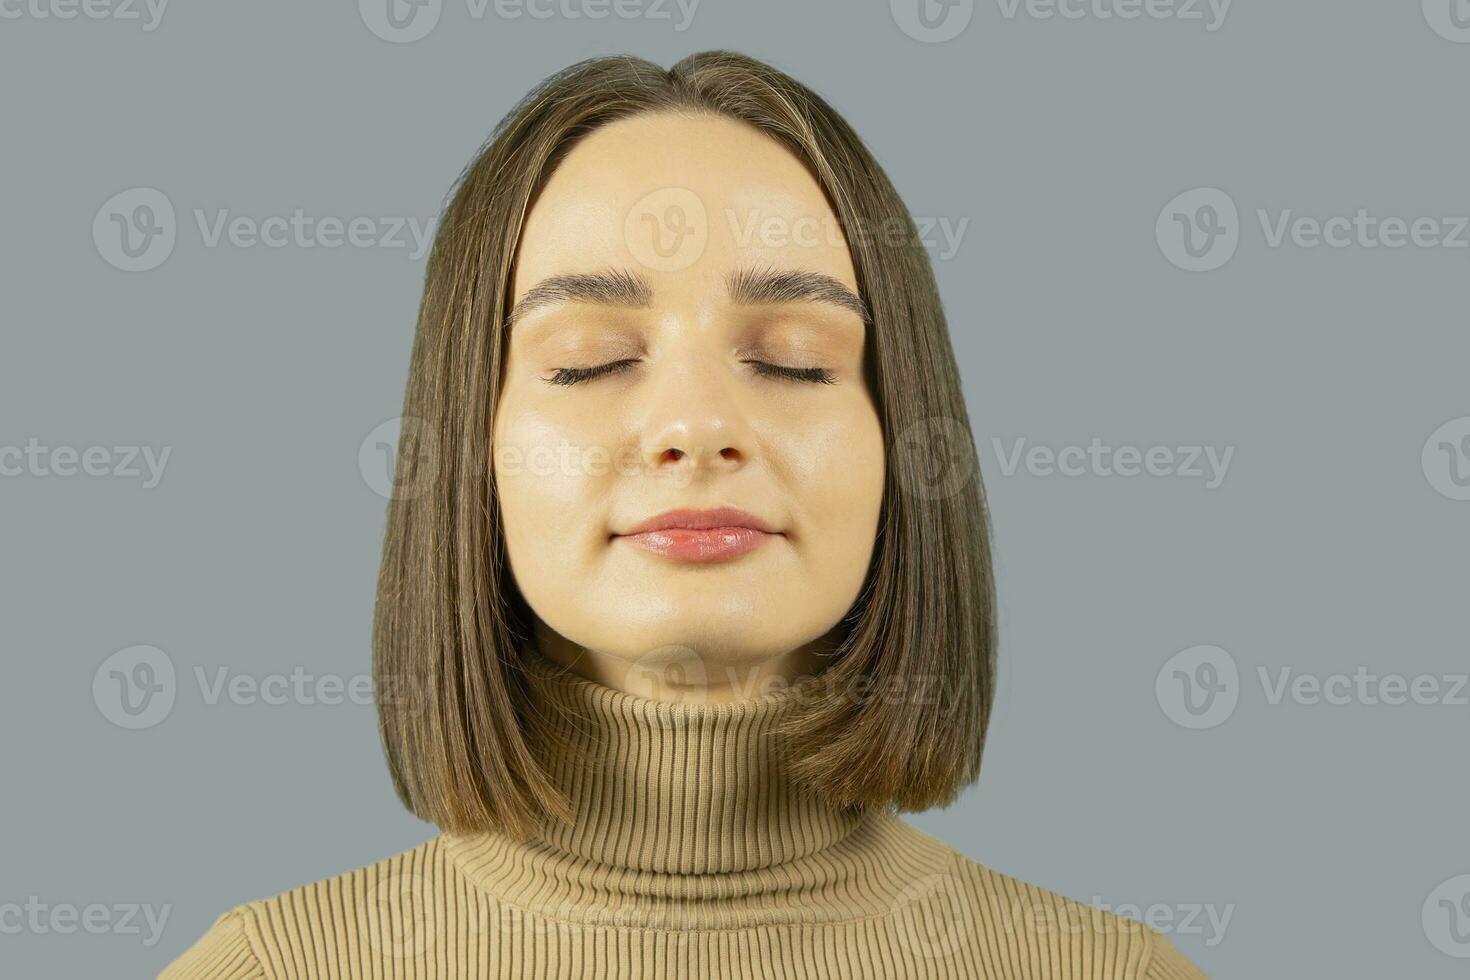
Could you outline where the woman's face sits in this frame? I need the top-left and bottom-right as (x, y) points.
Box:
(493, 111), (884, 687)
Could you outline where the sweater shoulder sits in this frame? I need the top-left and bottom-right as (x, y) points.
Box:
(157, 836), (447, 980)
(158, 907), (267, 980)
(890, 816), (1210, 979)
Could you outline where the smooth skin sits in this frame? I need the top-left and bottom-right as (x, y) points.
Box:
(493, 111), (885, 703)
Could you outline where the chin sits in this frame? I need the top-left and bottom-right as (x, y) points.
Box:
(536, 577), (844, 673)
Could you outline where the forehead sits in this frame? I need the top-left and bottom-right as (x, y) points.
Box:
(512, 111), (856, 301)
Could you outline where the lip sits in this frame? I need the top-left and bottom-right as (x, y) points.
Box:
(615, 507), (779, 563)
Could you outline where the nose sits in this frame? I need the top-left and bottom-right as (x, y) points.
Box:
(637, 353), (753, 477)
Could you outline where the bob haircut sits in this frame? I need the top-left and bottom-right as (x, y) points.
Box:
(374, 50), (996, 839)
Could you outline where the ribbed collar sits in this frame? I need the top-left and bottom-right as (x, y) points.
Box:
(440, 649), (927, 927)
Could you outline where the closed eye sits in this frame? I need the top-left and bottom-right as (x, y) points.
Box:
(544, 358), (640, 386)
(743, 360), (837, 385)
(543, 357), (836, 386)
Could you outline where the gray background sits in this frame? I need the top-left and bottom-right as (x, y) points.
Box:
(3, 0), (1468, 976)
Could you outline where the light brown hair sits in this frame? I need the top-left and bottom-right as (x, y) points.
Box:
(373, 51), (996, 838)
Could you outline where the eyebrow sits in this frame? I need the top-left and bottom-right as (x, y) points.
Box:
(505, 265), (870, 328)
(505, 269), (653, 328)
(726, 266), (870, 324)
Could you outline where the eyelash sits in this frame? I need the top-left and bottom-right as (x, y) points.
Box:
(544, 359), (836, 386)
(545, 358), (640, 386)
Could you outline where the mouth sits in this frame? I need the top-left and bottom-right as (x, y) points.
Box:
(613, 507), (779, 563)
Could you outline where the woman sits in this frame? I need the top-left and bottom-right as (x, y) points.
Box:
(163, 51), (1206, 979)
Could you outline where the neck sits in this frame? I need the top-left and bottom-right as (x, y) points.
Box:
(531, 626), (837, 703)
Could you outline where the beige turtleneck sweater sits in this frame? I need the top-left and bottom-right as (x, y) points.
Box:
(161, 653), (1207, 979)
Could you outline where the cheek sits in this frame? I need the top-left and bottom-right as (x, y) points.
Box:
(775, 395), (885, 551)
(492, 397), (618, 565)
